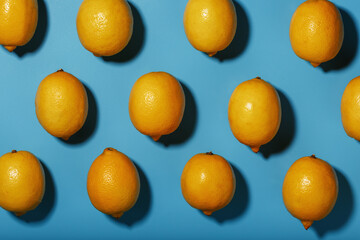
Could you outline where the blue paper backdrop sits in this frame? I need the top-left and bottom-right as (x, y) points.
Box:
(0, 0), (359, 239)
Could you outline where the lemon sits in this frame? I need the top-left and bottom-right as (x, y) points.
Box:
(290, 0), (344, 67)
(76, 0), (133, 57)
(0, 150), (45, 216)
(129, 72), (185, 141)
(183, 0), (237, 57)
(282, 155), (338, 230)
(181, 152), (236, 215)
(341, 76), (360, 140)
(87, 148), (140, 218)
(228, 77), (281, 153)
(0, 0), (38, 52)
(35, 69), (88, 140)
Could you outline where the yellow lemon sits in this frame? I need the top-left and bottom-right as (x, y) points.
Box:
(87, 148), (140, 218)
(76, 0), (133, 57)
(35, 69), (88, 140)
(129, 72), (185, 141)
(181, 152), (236, 216)
(183, 0), (237, 57)
(341, 76), (360, 140)
(282, 155), (338, 230)
(0, 0), (38, 52)
(289, 0), (344, 67)
(0, 150), (45, 216)
(228, 77), (281, 153)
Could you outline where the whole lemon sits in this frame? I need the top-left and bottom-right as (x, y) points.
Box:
(181, 152), (236, 216)
(87, 148), (140, 218)
(289, 0), (344, 67)
(183, 0), (237, 57)
(0, 150), (45, 216)
(76, 0), (133, 57)
(341, 76), (360, 140)
(0, 0), (38, 52)
(228, 77), (281, 153)
(35, 69), (88, 140)
(282, 155), (338, 230)
(129, 72), (185, 141)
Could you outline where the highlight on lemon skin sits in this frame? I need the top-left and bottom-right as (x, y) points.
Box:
(183, 0), (237, 57)
(129, 71), (185, 142)
(0, 150), (45, 216)
(181, 152), (236, 216)
(87, 148), (140, 218)
(228, 77), (281, 153)
(0, 0), (38, 52)
(35, 69), (88, 141)
(282, 155), (338, 230)
(289, 0), (344, 67)
(76, 0), (133, 57)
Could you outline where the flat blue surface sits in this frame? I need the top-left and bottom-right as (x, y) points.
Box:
(0, 0), (359, 239)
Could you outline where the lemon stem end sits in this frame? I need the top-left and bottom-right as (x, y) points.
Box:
(207, 52), (217, 57)
(251, 146), (260, 153)
(310, 62), (320, 68)
(111, 212), (124, 219)
(4, 45), (16, 52)
(301, 220), (313, 230)
(202, 210), (213, 216)
(151, 135), (161, 141)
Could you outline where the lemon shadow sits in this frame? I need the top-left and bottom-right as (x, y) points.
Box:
(313, 168), (355, 237)
(102, 2), (145, 63)
(106, 161), (152, 227)
(60, 83), (98, 144)
(211, 0), (250, 61)
(10, 160), (56, 224)
(320, 8), (358, 72)
(204, 164), (249, 224)
(14, 0), (48, 57)
(155, 81), (198, 146)
(260, 89), (296, 158)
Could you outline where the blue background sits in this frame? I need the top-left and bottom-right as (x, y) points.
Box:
(0, 0), (359, 239)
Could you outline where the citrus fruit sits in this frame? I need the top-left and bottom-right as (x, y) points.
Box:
(289, 0), (344, 67)
(0, 150), (45, 216)
(76, 0), (133, 57)
(129, 71), (185, 141)
(341, 76), (360, 140)
(181, 152), (236, 215)
(0, 0), (38, 52)
(228, 77), (281, 153)
(87, 148), (140, 218)
(35, 69), (88, 140)
(282, 155), (338, 230)
(183, 0), (237, 57)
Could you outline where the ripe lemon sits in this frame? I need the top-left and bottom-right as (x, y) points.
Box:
(341, 76), (360, 140)
(183, 0), (237, 57)
(0, 0), (38, 52)
(76, 0), (133, 57)
(0, 150), (45, 216)
(35, 69), (88, 140)
(228, 77), (281, 153)
(129, 72), (185, 141)
(87, 148), (140, 218)
(181, 152), (236, 215)
(289, 0), (344, 67)
(282, 155), (338, 230)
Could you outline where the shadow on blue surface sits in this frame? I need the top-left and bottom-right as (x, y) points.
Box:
(107, 161), (152, 227)
(102, 2), (145, 63)
(156, 82), (197, 146)
(208, 164), (249, 224)
(313, 168), (354, 237)
(11, 160), (56, 223)
(260, 89), (296, 158)
(14, 0), (48, 57)
(213, 1), (249, 61)
(320, 8), (358, 72)
(61, 83), (98, 144)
